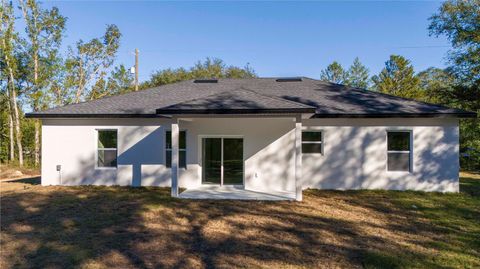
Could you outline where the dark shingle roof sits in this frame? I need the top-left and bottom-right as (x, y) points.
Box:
(155, 88), (315, 114)
(26, 77), (475, 118)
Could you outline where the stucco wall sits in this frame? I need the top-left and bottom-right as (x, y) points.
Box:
(41, 117), (459, 192)
(302, 118), (459, 192)
(41, 118), (171, 186)
(41, 117), (297, 193)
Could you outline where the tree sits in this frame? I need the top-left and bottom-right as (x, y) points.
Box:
(416, 67), (455, 104)
(320, 61), (346, 84)
(88, 65), (134, 100)
(429, 0), (480, 170)
(64, 24), (121, 103)
(372, 55), (422, 99)
(18, 0), (66, 165)
(141, 58), (257, 89)
(0, 0), (24, 166)
(345, 57), (370, 88)
(429, 0), (480, 81)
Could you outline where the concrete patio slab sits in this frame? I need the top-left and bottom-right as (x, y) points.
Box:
(178, 185), (295, 201)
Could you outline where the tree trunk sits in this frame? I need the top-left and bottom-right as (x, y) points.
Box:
(2, 0), (23, 166)
(8, 78), (23, 166)
(33, 51), (40, 166)
(8, 102), (15, 161)
(34, 120), (40, 165)
(75, 60), (85, 103)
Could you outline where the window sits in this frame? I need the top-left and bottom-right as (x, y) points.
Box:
(166, 131), (187, 168)
(302, 131), (323, 154)
(97, 130), (117, 168)
(387, 131), (411, 172)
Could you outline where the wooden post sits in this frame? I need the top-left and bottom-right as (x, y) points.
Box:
(171, 119), (179, 197)
(295, 116), (303, 201)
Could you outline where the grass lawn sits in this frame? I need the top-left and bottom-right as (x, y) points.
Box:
(1, 173), (479, 269)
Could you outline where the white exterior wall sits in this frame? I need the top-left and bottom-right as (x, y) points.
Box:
(179, 118), (296, 193)
(41, 118), (172, 187)
(41, 117), (459, 193)
(302, 118), (460, 192)
(41, 117), (297, 193)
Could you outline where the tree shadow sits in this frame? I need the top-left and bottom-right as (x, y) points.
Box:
(3, 184), (475, 268)
(7, 176), (41, 185)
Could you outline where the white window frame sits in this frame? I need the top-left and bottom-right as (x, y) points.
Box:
(386, 130), (412, 173)
(95, 129), (118, 170)
(165, 130), (187, 169)
(301, 130), (324, 155)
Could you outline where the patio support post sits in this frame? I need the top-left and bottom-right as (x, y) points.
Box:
(295, 116), (303, 201)
(171, 119), (179, 197)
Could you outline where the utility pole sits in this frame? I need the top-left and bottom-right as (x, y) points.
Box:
(135, 48), (139, 91)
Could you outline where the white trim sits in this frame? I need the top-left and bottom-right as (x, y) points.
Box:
(94, 129), (118, 170)
(386, 130), (413, 173)
(301, 130), (324, 155)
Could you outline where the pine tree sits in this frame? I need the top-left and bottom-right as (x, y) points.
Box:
(372, 55), (422, 99)
(345, 57), (370, 88)
(320, 61), (346, 84)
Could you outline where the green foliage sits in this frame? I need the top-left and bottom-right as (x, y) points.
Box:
(18, 0), (66, 108)
(141, 57), (256, 89)
(429, 0), (480, 170)
(345, 57), (370, 88)
(320, 58), (370, 88)
(320, 61), (346, 84)
(429, 0), (480, 81)
(372, 55), (422, 99)
(65, 24), (122, 103)
(89, 65), (134, 100)
(416, 67), (455, 104)
(0, 94), (10, 162)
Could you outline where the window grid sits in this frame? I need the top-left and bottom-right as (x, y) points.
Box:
(302, 131), (323, 154)
(96, 129), (118, 169)
(387, 131), (411, 172)
(166, 131), (187, 169)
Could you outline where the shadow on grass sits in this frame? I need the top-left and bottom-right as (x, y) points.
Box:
(8, 176), (41, 185)
(460, 176), (480, 196)
(1, 177), (479, 268)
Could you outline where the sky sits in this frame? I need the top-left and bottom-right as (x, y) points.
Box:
(36, 0), (451, 82)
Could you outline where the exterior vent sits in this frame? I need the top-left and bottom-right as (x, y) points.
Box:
(194, 79), (218, 83)
(276, 77), (302, 82)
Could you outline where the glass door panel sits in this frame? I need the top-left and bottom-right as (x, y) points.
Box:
(202, 138), (221, 184)
(223, 138), (243, 185)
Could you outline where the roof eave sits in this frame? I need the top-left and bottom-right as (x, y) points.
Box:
(312, 112), (477, 118)
(24, 113), (168, 119)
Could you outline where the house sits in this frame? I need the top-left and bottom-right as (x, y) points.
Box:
(26, 77), (475, 201)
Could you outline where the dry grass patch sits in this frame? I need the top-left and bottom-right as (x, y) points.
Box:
(1, 173), (479, 268)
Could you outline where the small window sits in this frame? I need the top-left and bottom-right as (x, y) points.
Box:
(97, 130), (117, 168)
(166, 131), (187, 168)
(302, 131), (323, 154)
(387, 131), (411, 172)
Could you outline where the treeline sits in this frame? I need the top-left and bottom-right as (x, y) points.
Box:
(318, 0), (479, 169)
(1, 0), (478, 170)
(0, 0), (257, 167)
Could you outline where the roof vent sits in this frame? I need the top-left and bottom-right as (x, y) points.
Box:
(276, 77), (302, 82)
(194, 79), (218, 83)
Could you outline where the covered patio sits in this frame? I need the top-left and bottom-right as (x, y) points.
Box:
(178, 185), (296, 200)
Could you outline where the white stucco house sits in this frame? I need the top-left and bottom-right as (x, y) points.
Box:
(26, 77), (475, 201)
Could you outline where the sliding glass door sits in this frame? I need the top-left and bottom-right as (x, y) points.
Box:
(202, 137), (243, 185)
